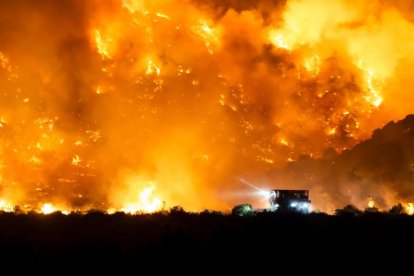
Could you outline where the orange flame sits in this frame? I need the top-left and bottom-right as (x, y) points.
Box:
(368, 198), (375, 208)
(120, 186), (162, 214)
(40, 203), (55, 215)
(404, 203), (414, 215)
(1, 0), (414, 213)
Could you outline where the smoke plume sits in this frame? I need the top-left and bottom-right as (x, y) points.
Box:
(0, 0), (414, 212)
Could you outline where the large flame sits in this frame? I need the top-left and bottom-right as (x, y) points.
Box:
(1, 0), (414, 213)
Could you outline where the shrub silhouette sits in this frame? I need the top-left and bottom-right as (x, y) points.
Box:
(389, 203), (404, 214)
(335, 204), (362, 216)
(0, 209), (412, 263)
(169, 205), (186, 215)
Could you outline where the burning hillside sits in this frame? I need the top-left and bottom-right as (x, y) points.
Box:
(0, 0), (414, 213)
(265, 114), (414, 213)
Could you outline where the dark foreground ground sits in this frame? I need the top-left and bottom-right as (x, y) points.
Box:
(0, 211), (413, 268)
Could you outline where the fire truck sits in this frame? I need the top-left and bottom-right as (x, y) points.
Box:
(269, 189), (311, 213)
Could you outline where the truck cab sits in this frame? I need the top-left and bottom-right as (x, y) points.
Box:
(269, 189), (311, 213)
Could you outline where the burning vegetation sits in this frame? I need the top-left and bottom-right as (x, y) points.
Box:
(0, 0), (414, 213)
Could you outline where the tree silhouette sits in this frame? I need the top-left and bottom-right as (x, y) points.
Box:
(389, 203), (404, 214)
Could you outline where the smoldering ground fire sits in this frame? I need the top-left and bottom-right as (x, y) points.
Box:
(1, 0), (414, 214)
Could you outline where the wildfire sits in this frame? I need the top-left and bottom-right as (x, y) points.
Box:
(40, 203), (55, 215)
(268, 32), (293, 51)
(327, 128), (337, 136)
(72, 155), (81, 166)
(145, 58), (161, 76)
(95, 86), (103, 95)
(0, 0), (414, 213)
(122, 0), (146, 14)
(303, 54), (321, 76)
(94, 29), (112, 60)
(365, 69), (383, 108)
(0, 199), (14, 213)
(280, 138), (289, 146)
(120, 185), (162, 214)
(192, 20), (220, 54)
(404, 203), (414, 215)
(368, 198), (375, 208)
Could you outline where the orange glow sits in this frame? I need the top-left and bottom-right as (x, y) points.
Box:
(40, 203), (55, 215)
(327, 128), (336, 136)
(404, 203), (414, 215)
(303, 54), (321, 76)
(368, 198), (375, 208)
(122, 0), (146, 14)
(72, 155), (81, 166)
(145, 58), (161, 76)
(280, 139), (289, 146)
(94, 29), (112, 60)
(0, 199), (14, 213)
(192, 20), (220, 54)
(110, 175), (163, 214)
(0, 0), (414, 213)
(121, 187), (162, 214)
(268, 31), (294, 51)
